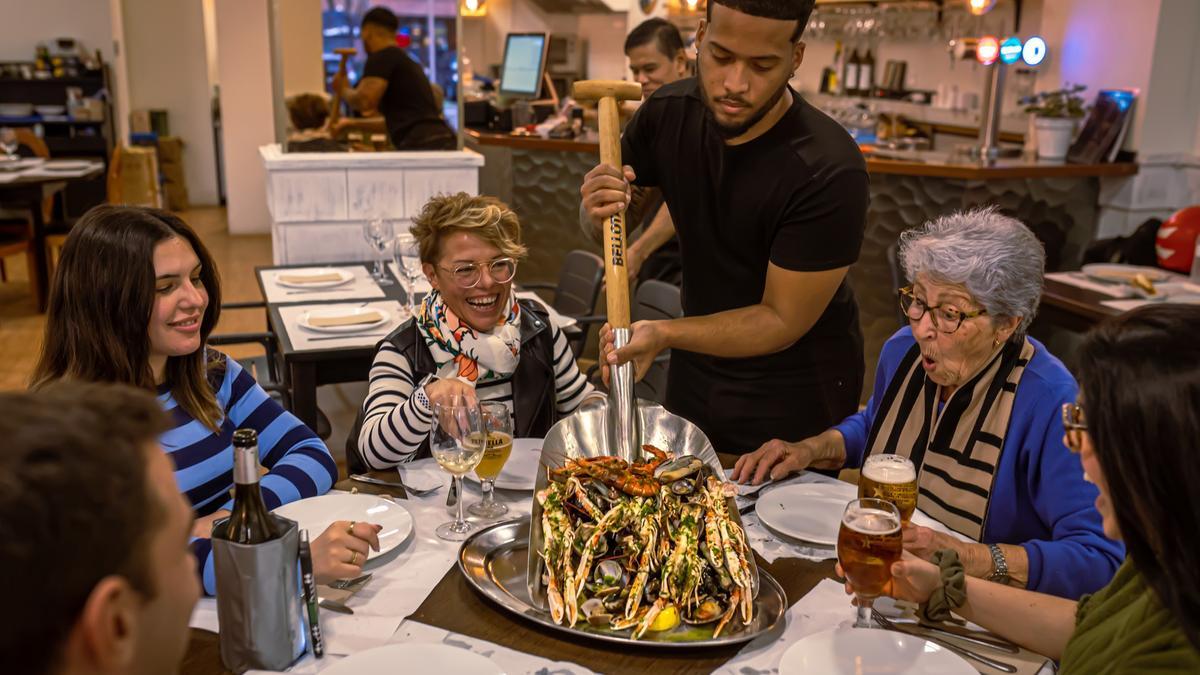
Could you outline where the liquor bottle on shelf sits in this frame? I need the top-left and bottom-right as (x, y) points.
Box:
(220, 428), (281, 545)
(843, 48), (861, 97)
(860, 48), (876, 97)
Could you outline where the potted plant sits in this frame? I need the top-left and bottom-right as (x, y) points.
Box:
(1021, 84), (1087, 160)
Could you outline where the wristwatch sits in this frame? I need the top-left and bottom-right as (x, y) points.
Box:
(985, 543), (1010, 584)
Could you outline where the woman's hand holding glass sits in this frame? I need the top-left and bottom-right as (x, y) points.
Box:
(837, 552), (943, 606)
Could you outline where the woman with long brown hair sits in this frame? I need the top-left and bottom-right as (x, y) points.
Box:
(33, 205), (379, 593)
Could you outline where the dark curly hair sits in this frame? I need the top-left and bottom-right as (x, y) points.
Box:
(708, 0), (816, 42)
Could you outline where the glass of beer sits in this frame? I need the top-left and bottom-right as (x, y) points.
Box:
(859, 454), (918, 523)
(838, 498), (903, 628)
(430, 397), (485, 541)
(468, 401), (513, 519)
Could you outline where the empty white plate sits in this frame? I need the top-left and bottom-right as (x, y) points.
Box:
(273, 493), (412, 563)
(274, 267), (355, 289)
(779, 626), (974, 675)
(463, 437), (543, 491)
(320, 643), (505, 675)
(299, 306), (391, 334)
(756, 482), (856, 546)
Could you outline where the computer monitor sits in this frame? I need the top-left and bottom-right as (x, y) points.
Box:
(499, 33), (549, 99)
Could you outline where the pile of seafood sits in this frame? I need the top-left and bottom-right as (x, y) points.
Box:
(535, 445), (754, 639)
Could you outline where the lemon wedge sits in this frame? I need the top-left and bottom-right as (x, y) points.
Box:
(648, 604), (680, 632)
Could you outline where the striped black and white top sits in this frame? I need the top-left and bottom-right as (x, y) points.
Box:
(358, 325), (595, 469)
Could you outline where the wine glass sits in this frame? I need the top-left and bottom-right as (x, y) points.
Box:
(468, 401), (512, 519)
(430, 396), (485, 541)
(837, 498), (902, 628)
(362, 219), (395, 285)
(392, 232), (425, 316)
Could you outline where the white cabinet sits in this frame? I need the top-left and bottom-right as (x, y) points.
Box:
(260, 145), (484, 264)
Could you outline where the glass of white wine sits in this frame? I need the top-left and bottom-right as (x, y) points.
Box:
(430, 396), (485, 541)
(468, 401), (513, 519)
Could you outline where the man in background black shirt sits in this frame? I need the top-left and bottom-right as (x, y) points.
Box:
(333, 7), (456, 151)
(583, 0), (869, 454)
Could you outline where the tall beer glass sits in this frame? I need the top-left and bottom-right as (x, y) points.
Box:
(838, 498), (903, 628)
(468, 401), (513, 519)
(859, 454), (918, 523)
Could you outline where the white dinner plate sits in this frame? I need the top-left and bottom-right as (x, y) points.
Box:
(754, 480), (975, 546)
(299, 306), (391, 334)
(1081, 263), (1175, 284)
(43, 160), (94, 171)
(464, 437), (543, 491)
(272, 493), (412, 563)
(320, 643), (505, 675)
(755, 482), (855, 546)
(779, 626), (974, 675)
(274, 267), (355, 289)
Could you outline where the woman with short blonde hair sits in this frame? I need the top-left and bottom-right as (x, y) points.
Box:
(355, 193), (596, 469)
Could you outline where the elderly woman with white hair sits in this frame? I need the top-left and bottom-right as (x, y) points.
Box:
(734, 207), (1123, 599)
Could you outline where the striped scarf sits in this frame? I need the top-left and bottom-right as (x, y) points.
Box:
(863, 338), (1035, 540)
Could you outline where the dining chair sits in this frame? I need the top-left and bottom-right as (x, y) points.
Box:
(0, 232), (37, 288)
(522, 249), (605, 356)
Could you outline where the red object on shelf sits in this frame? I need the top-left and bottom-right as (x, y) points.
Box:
(396, 34), (411, 49)
(977, 36), (1000, 65)
(1156, 205), (1200, 273)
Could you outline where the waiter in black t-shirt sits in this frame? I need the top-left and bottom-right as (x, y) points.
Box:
(332, 7), (456, 151)
(582, 0), (869, 455)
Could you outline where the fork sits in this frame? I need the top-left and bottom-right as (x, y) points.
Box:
(873, 609), (1017, 673)
(350, 473), (442, 497)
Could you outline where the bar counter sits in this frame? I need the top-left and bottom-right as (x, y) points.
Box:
(466, 128), (1138, 396)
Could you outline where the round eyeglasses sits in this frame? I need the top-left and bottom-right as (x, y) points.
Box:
(439, 257), (517, 288)
(898, 286), (988, 334)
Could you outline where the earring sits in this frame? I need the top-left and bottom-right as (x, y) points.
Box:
(993, 336), (1002, 348)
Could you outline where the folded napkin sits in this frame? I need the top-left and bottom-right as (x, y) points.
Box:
(278, 271), (345, 284)
(308, 310), (383, 328)
(398, 459), (449, 492)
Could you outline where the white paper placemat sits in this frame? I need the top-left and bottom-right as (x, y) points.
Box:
(261, 266), (386, 304)
(281, 301), (406, 350)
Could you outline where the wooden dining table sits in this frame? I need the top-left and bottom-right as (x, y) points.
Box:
(180, 454), (838, 675)
(1039, 275), (1123, 331)
(0, 162), (104, 312)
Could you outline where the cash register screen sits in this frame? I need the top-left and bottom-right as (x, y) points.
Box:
(499, 33), (548, 98)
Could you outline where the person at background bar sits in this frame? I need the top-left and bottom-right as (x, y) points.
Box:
(735, 209), (1124, 599)
(0, 383), (200, 675)
(332, 6), (456, 151)
(31, 205), (379, 595)
(621, 18), (689, 287)
(847, 304), (1200, 672)
(583, 0), (869, 454)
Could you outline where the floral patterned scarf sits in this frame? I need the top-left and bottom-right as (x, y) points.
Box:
(417, 289), (522, 384)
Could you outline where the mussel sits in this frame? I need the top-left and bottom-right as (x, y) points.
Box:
(681, 597), (725, 625)
(573, 525), (609, 556)
(655, 455), (704, 482)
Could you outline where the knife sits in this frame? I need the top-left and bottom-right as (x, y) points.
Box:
(319, 598), (354, 615)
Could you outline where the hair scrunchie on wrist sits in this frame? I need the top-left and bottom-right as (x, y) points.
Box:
(919, 548), (967, 623)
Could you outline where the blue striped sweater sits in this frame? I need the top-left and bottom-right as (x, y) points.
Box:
(160, 351), (337, 595)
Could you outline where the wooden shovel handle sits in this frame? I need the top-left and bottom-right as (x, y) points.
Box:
(597, 96), (631, 329)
